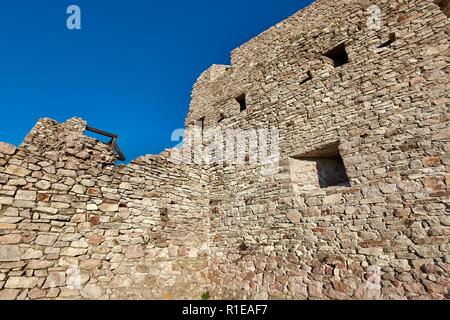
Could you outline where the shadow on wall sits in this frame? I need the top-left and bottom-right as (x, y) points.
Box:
(290, 142), (350, 192)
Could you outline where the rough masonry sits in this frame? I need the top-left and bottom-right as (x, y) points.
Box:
(0, 0), (449, 300)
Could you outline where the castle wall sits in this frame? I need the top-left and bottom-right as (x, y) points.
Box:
(188, 0), (449, 299)
(0, 0), (449, 300)
(0, 118), (209, 300)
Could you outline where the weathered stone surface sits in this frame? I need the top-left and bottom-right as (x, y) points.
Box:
(58, 169), (77, 177)
(423, 157), (441, 167)
(0, 223), (17, 230)
(35, 180), (51, 190)
(61, 248), (87, 257)
(99, 203), (119, 212)
(0, 234), (22, 245)
(71, 185), (86, 195)
(76, 151), (90, 160)
(15, 190), (36, 201)
(0, 217), (23, 224)
(441, 217), (450, 227)
(88, 235), (105, 246)
(28, 287), (46, 299)
(13, 200), (35, 208)
(0, 289), (20, 300)
(26, 260), (54, 270)
(87, 203), (98, 211)
(22, 248), (44, 260)
(80, 259), (102, 271)
(71, 239), (89, 248)
(0, 245), (21, 262)
(0, 0), (449, 301)
(81, 179), (95, 187)
(51, 195), (74, 203)
(81, 284), (104, 299)
(0, 196), (14, 206)
(4, 165), (31, 177)
(35, 234), (58, 246)
(125, 245), (145, 259)
(5, 277), (39, 289)
(287, 211), (301, 224)
(110, 275), (133, 288)
(46, 288), (60, 298)
(0, 142), (17, 155)
(323, 194), (343, 205)
(42, 272), (66, 288)
(35, 206), (58, 214)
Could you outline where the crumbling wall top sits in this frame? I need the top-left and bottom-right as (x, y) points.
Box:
(18, 117), (119, 166)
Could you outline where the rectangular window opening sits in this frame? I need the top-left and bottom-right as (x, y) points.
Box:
(324, 43), (349, 67)
(378, 33), (397, 48)
(236, 94), (247, 112)
(290, 142), (350, 192)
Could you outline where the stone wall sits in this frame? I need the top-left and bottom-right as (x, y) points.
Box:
(0, 0), (449, 300)
(0, 118), (209, 300)
(189, 0), (450, 300)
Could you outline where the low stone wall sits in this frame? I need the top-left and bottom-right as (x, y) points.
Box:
(0, 118), (209, 300)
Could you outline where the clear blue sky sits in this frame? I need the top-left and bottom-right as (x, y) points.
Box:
(0, 0), (313, 162)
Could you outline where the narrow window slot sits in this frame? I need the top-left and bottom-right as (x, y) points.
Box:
(236, 94), (247, 112)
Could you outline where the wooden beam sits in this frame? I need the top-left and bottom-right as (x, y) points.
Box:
(111, 138), (126, 162)
(86, 125), (125, 161)
(85, 126), (118, 139)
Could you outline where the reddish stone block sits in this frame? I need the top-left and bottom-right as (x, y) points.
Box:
(89, 216), (100, 226)
(423, 157), (441, 167)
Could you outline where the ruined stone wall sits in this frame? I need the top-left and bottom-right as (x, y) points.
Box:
(0, 118), (209, 300)
(188, 0), (449, 299)
(0, 0), (449, 300)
